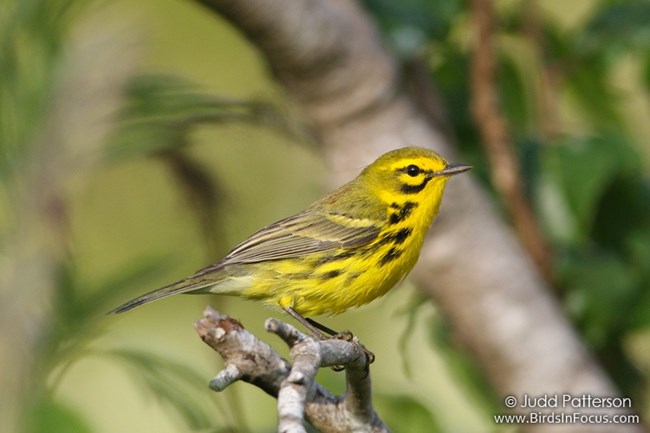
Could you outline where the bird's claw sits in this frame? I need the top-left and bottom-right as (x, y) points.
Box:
(328, 330), (374, 371)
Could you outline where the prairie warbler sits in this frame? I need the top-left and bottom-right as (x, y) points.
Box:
(110, 147), (471, 337)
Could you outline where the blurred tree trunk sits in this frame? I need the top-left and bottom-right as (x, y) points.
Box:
(196, 0), (641, 431)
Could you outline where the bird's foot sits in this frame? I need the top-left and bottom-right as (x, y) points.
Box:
(283, 308), (374, 370)
(329, 330), (375, 371)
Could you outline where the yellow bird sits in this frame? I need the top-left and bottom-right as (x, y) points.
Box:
(110, 147), (471, 337)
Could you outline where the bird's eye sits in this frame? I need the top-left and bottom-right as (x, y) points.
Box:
(406, 164), (420, 177)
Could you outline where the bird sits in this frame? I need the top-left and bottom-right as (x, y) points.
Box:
(109, 147), (471, 339)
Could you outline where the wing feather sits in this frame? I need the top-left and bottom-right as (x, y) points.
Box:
(195, 210), (381, 274)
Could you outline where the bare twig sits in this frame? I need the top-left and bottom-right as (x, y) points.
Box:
(469, 0), (553, 279)
(194, 306), (389, 433)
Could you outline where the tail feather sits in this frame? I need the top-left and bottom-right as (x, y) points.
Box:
(109, 275), (216, 314)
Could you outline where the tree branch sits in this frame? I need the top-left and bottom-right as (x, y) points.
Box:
(194, 306), (389, 433)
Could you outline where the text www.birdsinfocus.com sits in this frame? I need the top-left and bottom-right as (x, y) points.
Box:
(493, 394), (641, 425)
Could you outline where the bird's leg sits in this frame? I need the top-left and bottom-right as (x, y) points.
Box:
(284, 307), (375, 368)
(306, 318), (341, 337)
(284, 307), (331, 339)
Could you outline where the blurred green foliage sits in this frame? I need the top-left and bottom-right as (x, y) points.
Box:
(0, 0), (83, 173)
(375, 394), (443, 433)
(3, 0), (650, 431)
(109, 74), (310, 162)
(363, 0), (462, 56)
(25, 397), (93, 433)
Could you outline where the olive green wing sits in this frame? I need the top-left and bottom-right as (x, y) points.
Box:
(196, 210), (382, 273)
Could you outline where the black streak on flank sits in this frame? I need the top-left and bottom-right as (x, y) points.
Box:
(321, 269), (343, 280)
(401, 175), (433, 194)
(392, 227), (412, 244)
(380, 247), (402, 266)
(377, 227), (413, 247)
(388, 201), (418, 225)
(313, 250), (355, 266)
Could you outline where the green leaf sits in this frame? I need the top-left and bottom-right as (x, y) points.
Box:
(498, 54), (531, 133)
(560, 250), (638, 348)
(580, 0), (650, 56)
(541, 19), (573, 63)
(597, 227), (650, 331)
(107, 348), (223, 429)
(539, 135), (636, 243)
(627, 228), (650, 280)
(591, 169), (650, 251)
(0, 0), (81, 176)
(363, 0), (462, 56)
(431, 49), (483, 160)
(108, 74), (309, 161)
(35, 257), (175, 384)
(24, 397), (93, 433)
(374, 394), (442, 433)
(564, 61), (623, 129)
(51, 257), (170, 333)
(626, 285), (650, 330)
(643, 53), (650, 91)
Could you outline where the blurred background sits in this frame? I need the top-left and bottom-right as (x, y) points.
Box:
(1, 0), (649, 432)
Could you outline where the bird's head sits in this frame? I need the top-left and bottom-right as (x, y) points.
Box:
(360, 147), (472, 204)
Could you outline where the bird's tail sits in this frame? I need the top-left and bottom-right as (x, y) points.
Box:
(108, 274), (217, 314)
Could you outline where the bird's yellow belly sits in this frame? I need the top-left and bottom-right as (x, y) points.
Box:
(240, 234), (423, 317)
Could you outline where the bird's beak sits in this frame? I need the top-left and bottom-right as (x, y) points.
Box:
(436, 163), (473, 177)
